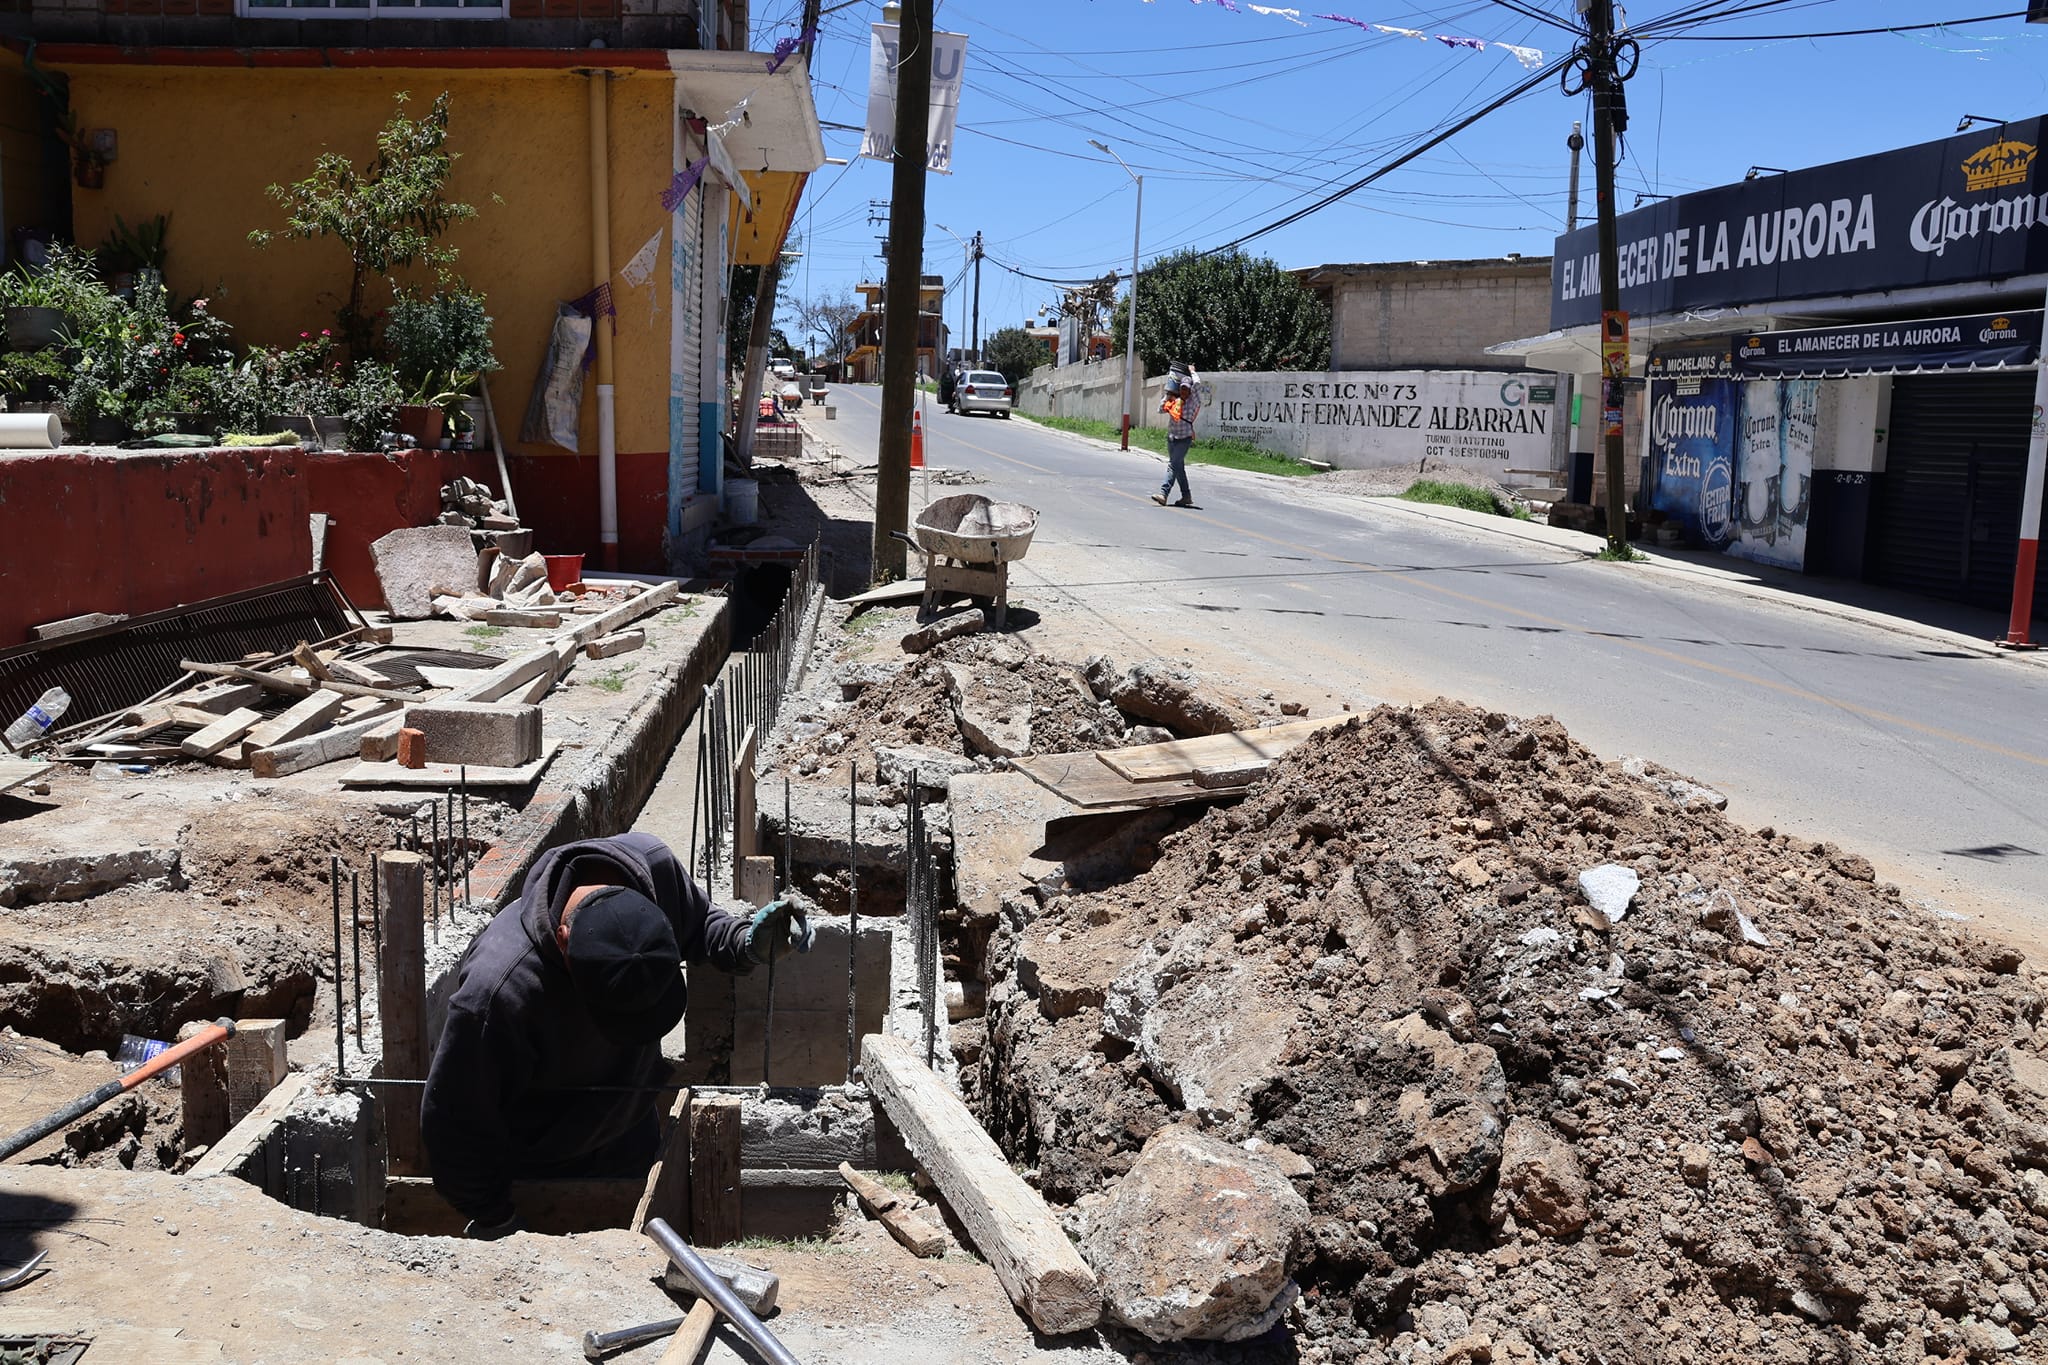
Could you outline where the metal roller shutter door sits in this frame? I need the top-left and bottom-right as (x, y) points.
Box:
(1870, 372), (2045, 617)
(675, 186), (704, 480)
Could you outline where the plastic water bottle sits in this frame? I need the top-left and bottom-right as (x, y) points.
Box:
(3, 686), (69, 751)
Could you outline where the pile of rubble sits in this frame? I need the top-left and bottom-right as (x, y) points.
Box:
(769, 611), (1275, 794)
(976, 701), (2048, 1362)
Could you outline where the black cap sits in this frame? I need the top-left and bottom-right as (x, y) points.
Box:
(561, 886), (687, 1044)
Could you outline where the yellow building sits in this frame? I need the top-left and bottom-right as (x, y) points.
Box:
(5, 9), (821, 570)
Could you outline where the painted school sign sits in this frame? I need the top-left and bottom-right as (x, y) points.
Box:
(1200, 370), (1560, 473)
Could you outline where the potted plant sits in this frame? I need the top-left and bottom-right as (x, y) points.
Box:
(385, 284), (497, 445)
(0, 244), (107, 351)
(98, 213), (169, 296)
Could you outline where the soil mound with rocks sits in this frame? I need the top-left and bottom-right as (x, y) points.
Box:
(978, 701), (2048, 1363)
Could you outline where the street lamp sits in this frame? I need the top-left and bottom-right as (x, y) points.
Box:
(1090, 138), (1143, 452)
(934, 222), (972, 370)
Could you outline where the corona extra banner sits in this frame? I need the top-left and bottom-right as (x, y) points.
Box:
(1552, 118), (2048, 329)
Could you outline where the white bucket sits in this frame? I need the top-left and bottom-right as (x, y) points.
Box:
(726, 478), (759, 526)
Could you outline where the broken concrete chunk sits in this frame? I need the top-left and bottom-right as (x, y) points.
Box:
(942, 662), (1032, 759)
(874, 744), (980, 794)
(1110, 658), (1254, 737)
(836, 661), (905, 700)
(1079, 652), (1120, 700)
(405, 702), (542, 768)
(902, 613), (985, 655)
(1578, 864), (1640, 924)
(1082, 1125), (1308, 1342)
(1490, 1118), (1590, 1238)
(369, 526), (481, 620)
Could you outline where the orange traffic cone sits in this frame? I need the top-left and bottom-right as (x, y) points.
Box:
(910, 410), (925, 469)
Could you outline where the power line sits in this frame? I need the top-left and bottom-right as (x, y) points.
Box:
(1648, 10), (2028, 41)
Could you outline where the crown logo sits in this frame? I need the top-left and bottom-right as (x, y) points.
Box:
(1961, 139), (2037, 192)
(1993, 317), (2012, 329)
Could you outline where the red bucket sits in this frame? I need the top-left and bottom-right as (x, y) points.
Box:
(543, 554), (585, 593)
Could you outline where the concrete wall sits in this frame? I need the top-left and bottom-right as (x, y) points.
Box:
(1324, 263), (1553, 371)
(0, 444), (674, 644)
(1016, 359), (1165, 429)
(61, 64), (691, 568)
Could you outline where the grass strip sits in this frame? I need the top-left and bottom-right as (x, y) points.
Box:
(1023, 413), (1317, 478)
(1399, 479), (1531, 520)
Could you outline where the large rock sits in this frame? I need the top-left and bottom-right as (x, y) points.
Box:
(370, 525), (480, 620)
(1102, 924), (1293, 1121)
(942, 663), (1032, 758)
(1109, 659), (1253, 737)
(1083, 1125), (1308, 1342)
(1377, 1013), (1509, 1197)
(1490, 1118), (1590, 1238)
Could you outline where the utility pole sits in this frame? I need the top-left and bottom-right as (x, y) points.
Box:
(969, 231), (983, 362)
(873, 0), (933, 582)
(1582, 0), (1634, 555)
(1565, 120), (1584, 232)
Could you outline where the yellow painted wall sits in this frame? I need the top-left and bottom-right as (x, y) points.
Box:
(62, 65), (679, 461)
(0, 52), (57, 259)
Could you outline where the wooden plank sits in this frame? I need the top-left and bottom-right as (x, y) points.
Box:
(292, 642), (333, 682)
(384, 1175), (644, 1237)
(731, 726), (758, 883)
(182, 681), (266, 713)
(483, 608), (563, 628)
(241, 689), (348, 751)
(843, 578), (927, 609)
(632, 1088), (692, 1234)
(584, 629), (646, 660)
(179, 659), (315, 697)
(839, 1162), (946, 1257)
(378, 852), (428, 1175)
(189, 1071), (312, 1178)
(1095, 715), (1344, 783)
(688, 1095), (743, 1248)
(657, 1301), (717, 1365)
(178, 1019), (233, 1152)
(1007, 752), (1225, 810)
(862, 1034), (1101, 1334)
(250, 706), (404, 778)
(738, 855), (776, 911)
(178, 707), (264, 759)
(222, 1019), (289, 1125)
(338, 739), (559, 789)
(560, 580), (680, 648)
(328, 658), (403, 689)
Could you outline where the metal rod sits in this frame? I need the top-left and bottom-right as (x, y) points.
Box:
(643, 1220), (803, 1365)
(330, 855), (345, 1075)
(429, 803), (440, 943)
(351, 869), (364, 1042)
(847, 762), (858, 1083)
(370, 850), (381, 964)
(312, 1151), (322, 1219)
(461, 767), (472, 906)
(446, 790), (457, 908)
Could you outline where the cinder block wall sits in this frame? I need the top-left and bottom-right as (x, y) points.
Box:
(1329, 267), (1553, 371)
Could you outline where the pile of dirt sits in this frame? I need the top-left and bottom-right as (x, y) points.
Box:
(776, 630), (1132, 784)
(976, 700), (2048, 1363)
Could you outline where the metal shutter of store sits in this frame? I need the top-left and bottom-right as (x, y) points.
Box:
(1870, 372), (2044, 617)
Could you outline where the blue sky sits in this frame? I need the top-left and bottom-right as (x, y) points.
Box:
(751, 2), (2048, 349)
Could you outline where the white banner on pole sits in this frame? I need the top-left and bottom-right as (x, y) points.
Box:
(861, 23), (968, 175)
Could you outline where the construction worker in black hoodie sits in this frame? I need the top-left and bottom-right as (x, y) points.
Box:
(420, 832), (812, 1238)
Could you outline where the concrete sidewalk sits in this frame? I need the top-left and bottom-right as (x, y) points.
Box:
(1009, 412), (2048, 672)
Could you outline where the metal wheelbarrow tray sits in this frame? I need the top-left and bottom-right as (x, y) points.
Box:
(893, 494), (1039, 627)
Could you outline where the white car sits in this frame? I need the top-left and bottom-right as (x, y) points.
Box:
(950, 370), (1013, 418)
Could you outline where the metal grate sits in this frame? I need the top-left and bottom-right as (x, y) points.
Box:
(351, 647), (500, 689)
(0, 574), (362, 745)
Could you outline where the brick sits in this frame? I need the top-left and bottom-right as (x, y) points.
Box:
(397, 727), (428, 769)
(508, 0), (542, 14)
(581, 0), (618, 14)
(405, 702), (541, 768)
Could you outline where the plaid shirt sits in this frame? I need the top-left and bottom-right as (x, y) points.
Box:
(1162, 388), (1200, 440)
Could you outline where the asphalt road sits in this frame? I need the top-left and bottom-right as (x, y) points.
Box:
(811, 383), (2048, 951)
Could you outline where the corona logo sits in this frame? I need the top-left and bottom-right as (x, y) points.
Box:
(1961, 139), (2037, 193)
(1992, 316), (2012, 329)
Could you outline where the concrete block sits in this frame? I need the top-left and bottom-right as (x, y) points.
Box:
(585, 629), (646, 659)
(488, 528), (535, 560)
(407, 701), (542, 768)
(369, 526), (479, 620)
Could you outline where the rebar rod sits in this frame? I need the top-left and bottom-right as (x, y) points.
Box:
(847, 762), (858, 1083)
(445, 790), (457, 909)
(429, 802), (440, 943)
(350, 869), (363, 1042)
(330, 855), (345, 1076)
(460, 767), (472, 906)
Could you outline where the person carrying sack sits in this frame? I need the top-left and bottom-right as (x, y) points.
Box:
(1152, 361), (1201, 507)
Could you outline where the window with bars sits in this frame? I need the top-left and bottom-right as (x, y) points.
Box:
(239, 0), (506, 15)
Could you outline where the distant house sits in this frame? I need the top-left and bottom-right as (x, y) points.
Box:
(1296, 256), (1554, 371)
(844, 275), (946, 382)
(1, 1), (823, 570)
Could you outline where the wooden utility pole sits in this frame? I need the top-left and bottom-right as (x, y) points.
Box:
(872, 0), (935, 583)
(1586, 0), (1634, 555)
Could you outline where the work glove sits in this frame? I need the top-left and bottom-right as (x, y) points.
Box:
(746, 894), (817, 965)
(463, 1211), (525, 1241)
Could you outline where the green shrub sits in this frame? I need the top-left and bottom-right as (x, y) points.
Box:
(1399, 480), (1526, 519)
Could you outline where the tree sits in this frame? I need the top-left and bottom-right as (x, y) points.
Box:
(1110, 248), (1330, 376)
(249, 91), (476, 358)
(982, 326), (1048, 387)
(795, 288), (861, 367)
(728, 260), (796, 373)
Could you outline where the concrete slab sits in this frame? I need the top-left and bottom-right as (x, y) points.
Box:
(368, 525), (479, 620)
(405, 701), (543, 768)
(946, 772), (1073, 922)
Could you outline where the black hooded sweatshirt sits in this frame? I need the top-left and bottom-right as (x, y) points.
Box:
(420, 833), (753, 1224)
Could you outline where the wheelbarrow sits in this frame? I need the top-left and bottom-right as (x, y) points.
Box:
(889, 493), (1039, 628)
